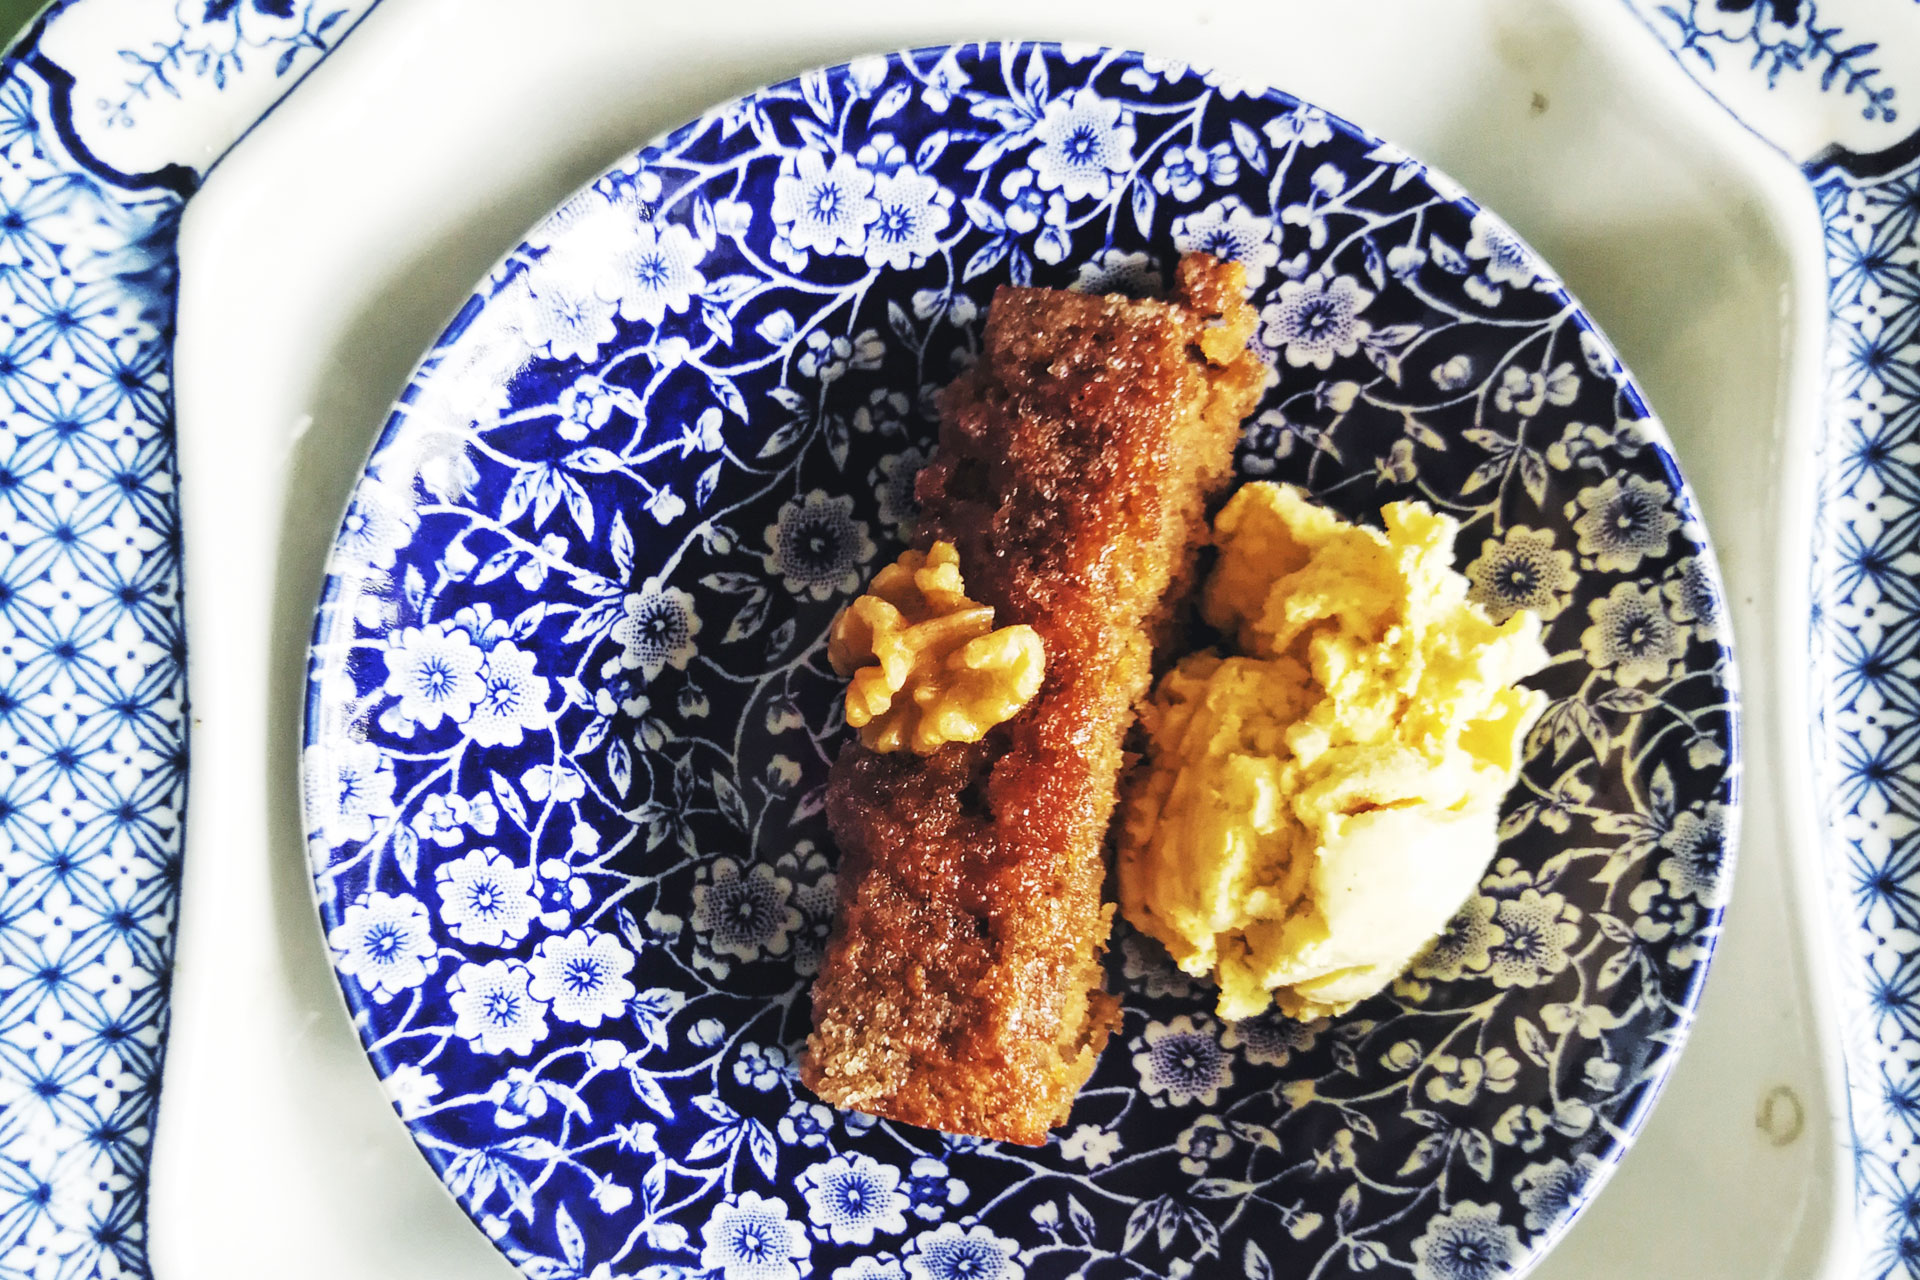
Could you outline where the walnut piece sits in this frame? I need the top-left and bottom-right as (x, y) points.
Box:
(828, 541), (1045, 754)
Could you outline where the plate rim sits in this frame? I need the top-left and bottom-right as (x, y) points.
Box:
(298, 38), (1744, 1280)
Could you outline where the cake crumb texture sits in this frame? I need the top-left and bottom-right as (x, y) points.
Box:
(800, 254), (1265, 1144)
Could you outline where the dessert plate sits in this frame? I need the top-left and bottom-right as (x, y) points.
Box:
(302, 44), (1738, 1279)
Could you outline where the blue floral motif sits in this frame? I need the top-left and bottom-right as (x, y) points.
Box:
(105, 0), (356, 122)
(303, 43), (1738, 1280)
(1639, 0), (1897, 123)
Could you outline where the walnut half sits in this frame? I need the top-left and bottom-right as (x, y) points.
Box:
(827, 541), (1045, 754)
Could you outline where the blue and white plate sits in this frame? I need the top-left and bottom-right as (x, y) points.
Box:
(301, 44), (1737, 1280)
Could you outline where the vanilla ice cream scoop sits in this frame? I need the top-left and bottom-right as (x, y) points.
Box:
(1118, 483), (1548, 1021)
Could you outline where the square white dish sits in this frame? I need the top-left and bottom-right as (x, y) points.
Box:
(17, 0), (1837, 1275)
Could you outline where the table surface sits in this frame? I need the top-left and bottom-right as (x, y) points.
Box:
(4, 3), (48, 47)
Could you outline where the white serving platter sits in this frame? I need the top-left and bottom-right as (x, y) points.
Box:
(143, 0), (1849, 1276)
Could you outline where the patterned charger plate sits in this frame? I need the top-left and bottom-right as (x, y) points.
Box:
(302, 43), (1740, 1280)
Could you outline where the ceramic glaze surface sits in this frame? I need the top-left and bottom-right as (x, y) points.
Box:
(301, 45), (1738, 1280)
(0, 1), (376, 1276)
(1633, 4), (1920, 1274)
(0, 1), (1896, 1277)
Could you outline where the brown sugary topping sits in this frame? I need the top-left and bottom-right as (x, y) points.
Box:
(801, 254), (1265, 1145)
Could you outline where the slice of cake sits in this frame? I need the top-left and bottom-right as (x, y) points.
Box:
(799, 254), (1265, 1145)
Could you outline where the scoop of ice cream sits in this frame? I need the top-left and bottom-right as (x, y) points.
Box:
(1119, 482), (1548, 1020)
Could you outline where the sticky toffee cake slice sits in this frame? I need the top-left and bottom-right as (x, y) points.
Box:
(800, 254), (1265, 1145)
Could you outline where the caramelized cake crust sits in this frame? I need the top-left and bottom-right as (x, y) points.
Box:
(800, 254), (1265, 1144)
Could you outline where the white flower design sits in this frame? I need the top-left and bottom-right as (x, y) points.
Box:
(611, 580), (701, 678)
(703, 194), (750, 238)
(1488, 889), (1582, 988)
(381, 1063), (441, 1120)
(382, 623), (485, 732)
(872, 446), (930, 543)
(410, 793), (466, 848)
(614, 221), (707, 326)
(700, 1190), (810, 1280)
(833, 1261), (905, 1280)
(778, 1101), (838, 1149)
(1581, 582), (1685, 687)
(536, 169), (661, 248)
(644, 486), (686, 525)
(527, 928), (637, 1027)
(1569, 474), (1680, 573)
(592, 1180), (635, 1215)
(447, 958), (550, 1057)
(1431, 352), (1473, 389)
(1071, 248), (1161, 297)
(998, 167), (1068, 238)
(538, 176), (705, 333)
(1465, 526), (1577, 623)
(904, 1223), (1023, 1280)
(1259, 272), (1375, 369)
(521, 763), (586, 804)
(1201, 65), (1269, 98)
(1171, 196), (1280, 288)
(921, 47), (969, 110)
(692, 858), (801, 966)
(1411, 1200), (1521, 1280)
(864, 167), (954, 270)
(409, 791), (499, 848)
(772, 149), (880, 261)
(1058, 1124), (1120, 1169)
(1026, 89), (1135, 202)
(493, 1070), (567, 1132)
(798, 1153), (908, 1245)
(1174, 1115), (1235, 1174)
(796, 327), (884, 383)
(1151, 144), (1212, 202)
(434, 848), (540, 948)
(1494, 362), (1579, 417)
(1264, 105), (1334, 148)
(1414, 894), (1505, 981)
(900, 1156), (967, 1222)
(1664, 555), (1724, 640)
(763, 490), (876, 600)
(1222, 1014), (1323, 1068)
(848, 55), (890, 96)
(465, 641), (553, 748)
(304, 741), (396, 848)
(1515, 1154), (1602, 1233)
(511, 274), (618, 365)
(1466, 211), (1539, 289)
(334, 479), (417, 572)
(1131, 1013), (1233, 1107)
(328, 891), (434, 1003)
(1659, 801), (1732, 909)
(1424, 1051), (1521, 1105)
(733, 1042), (790, 1091)
(557, 373), (622, 441)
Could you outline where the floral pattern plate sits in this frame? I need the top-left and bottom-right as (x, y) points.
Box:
(301, 44), (1739, 1280)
